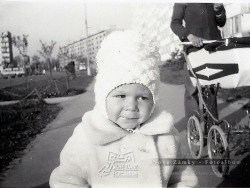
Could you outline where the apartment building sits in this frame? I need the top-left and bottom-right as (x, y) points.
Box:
(132, 3), (250, 62)
(0, 31), (14, 71)
(0, 48), (2, 72)
(59, 29), (117, 68)
(222, 3), (250, 38)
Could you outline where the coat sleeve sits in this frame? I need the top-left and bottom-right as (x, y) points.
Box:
(49, 123), (90, 188)
(170, 3), (191, 41)
(168, 128), (199, 188)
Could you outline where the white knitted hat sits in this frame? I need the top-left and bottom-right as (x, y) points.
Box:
(94, 30), (160, 118)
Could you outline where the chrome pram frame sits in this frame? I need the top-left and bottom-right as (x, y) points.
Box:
(182, 37), (250, 178)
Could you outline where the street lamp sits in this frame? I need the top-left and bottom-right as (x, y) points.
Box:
(85, 3), (91, 76)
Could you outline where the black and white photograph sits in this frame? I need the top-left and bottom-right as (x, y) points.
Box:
(0, 0), (250, 187)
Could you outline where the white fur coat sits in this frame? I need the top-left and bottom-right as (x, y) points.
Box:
(50, 105), (198, 188)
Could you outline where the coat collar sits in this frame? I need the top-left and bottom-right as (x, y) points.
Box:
(83, 104), (174, 145)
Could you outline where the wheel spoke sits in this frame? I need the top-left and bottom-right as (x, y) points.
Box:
(214, 129), (217, 145)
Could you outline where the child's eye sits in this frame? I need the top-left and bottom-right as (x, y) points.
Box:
(138, 96), (149, 100)
(116, 95), (126, 98)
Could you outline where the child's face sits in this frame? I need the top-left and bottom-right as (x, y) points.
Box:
(106, 84), (154, 130)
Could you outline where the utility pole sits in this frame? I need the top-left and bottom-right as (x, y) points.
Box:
(85, 3), (91, 76)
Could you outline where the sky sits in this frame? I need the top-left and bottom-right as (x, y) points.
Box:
(0, 0), (134, 59)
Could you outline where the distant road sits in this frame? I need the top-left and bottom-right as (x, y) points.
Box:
(0, 72), (67, 89)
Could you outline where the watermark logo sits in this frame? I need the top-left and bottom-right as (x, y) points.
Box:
(152, 158), (241, 166)
(98, 146), (138, 178)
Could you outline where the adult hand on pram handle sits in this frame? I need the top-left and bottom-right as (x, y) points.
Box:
(180, 38), (219, 54)
(187, 34), (204, 47)
(181, 38), (217, 46)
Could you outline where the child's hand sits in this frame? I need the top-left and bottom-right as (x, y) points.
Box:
(187, 34), (203, 47)
(214, 3), (223, 11)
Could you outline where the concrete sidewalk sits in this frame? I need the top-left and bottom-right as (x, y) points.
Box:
(1, 81), (249, 187)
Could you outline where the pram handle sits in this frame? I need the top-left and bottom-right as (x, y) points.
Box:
(180, 37), (250, 47)
(180, 40), (217, 45)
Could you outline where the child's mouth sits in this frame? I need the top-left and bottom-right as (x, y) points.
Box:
(121, 116), (139, 120)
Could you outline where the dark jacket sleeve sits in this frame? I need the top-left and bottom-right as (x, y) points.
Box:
(170, 3), (190, 41)
(214, 5), (226, 27)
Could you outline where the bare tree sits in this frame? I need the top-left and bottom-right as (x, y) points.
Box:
(32, 55), (42, 74)
(58, 47), (70, 60)
(12, 35), (30, 87)
(38, 40), (56, 82)
(12, 35), (30, 69)
(32, 54), (41, 63)
(12, 34), (28, 57)
(13, 55), (22, 67)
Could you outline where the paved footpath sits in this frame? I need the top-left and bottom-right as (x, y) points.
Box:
(1, 80), (249, 188)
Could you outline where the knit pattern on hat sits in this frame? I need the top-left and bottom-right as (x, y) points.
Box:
(95, 30), (160, 118)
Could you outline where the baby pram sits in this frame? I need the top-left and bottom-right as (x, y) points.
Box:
(182, 37), (250, 177)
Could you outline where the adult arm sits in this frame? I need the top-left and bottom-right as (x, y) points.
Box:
(170, 3), (190, 41)
(170, 3), (203, 47)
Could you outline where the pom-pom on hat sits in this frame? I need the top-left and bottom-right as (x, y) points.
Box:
(94, 30), (161, 118)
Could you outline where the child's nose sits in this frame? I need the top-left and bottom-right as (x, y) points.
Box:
(125, 98), (138, 111)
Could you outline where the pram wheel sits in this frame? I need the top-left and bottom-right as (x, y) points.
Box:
(208, 125), (229, 177)
(187, 115), (204, 159)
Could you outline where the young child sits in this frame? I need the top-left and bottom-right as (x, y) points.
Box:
(49, 30), (198, 188)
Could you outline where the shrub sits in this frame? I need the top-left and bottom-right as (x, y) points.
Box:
(160, 48), (185, 85)
(163, 48), (184, 71)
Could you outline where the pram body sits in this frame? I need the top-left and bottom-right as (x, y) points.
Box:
(182, 37), (250, 177)
(188, 48), (250, 88)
